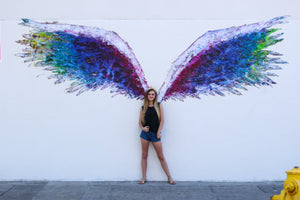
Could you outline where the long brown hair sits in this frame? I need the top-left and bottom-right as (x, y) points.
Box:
(141, 88), (160, 124)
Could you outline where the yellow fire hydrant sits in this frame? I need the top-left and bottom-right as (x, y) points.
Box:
(272, 166), (300, 200)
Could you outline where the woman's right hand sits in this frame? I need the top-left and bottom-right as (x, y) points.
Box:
(143, 126), (150, 132)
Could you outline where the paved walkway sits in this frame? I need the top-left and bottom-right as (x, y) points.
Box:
(0, 181), (283, 200)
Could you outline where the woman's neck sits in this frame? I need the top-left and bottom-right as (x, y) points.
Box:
(148, 101), (154, 107)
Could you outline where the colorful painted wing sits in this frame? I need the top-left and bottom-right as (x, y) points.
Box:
(17, 19), (149, 99)
(157, 16), (288, 102)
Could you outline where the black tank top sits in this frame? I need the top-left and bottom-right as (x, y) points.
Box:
(143, 106), (160, 133)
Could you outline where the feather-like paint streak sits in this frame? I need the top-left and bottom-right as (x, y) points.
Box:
(17, 19), (149, 99)
(158, 16), (288, 102)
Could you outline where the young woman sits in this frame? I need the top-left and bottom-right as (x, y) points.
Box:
(138, 88), (176, 185)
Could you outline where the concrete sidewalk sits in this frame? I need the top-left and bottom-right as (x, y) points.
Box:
(0, 181), (283, 200)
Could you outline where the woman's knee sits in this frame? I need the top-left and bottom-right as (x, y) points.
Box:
(157, 154), (165, 162)
(142, 152), (148, 159)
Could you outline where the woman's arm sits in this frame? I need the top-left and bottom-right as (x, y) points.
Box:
(139, 107), (149, 132)
(157, 104), (164, 138)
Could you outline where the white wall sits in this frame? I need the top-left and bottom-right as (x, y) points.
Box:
(1, 0), (300, 20)
(0, 0), (299, 181)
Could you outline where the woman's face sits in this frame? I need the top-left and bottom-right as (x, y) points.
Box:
(147, 90), (156, 101)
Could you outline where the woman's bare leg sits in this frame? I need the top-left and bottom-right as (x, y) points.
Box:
(140, 138), (150, 183)
(152, 141), (175, 183)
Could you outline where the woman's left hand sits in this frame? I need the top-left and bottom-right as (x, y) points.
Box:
(157, 132), (162, 139)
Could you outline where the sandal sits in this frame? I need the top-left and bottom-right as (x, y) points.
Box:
(168, 178), (176, 185)
(138, 178), (147, 184)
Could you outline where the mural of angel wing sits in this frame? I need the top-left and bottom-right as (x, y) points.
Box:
(16, 19), (149, 99)
(157, 16), (288, 102)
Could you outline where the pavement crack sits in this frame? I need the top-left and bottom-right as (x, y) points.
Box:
(209, 185), (220, 200)
(209, 186), (216, 194)
(256, 185), (266, 193)
(0, 185), (15, 197)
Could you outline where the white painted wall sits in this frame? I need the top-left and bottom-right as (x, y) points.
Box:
(0, 0), (299, 181)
